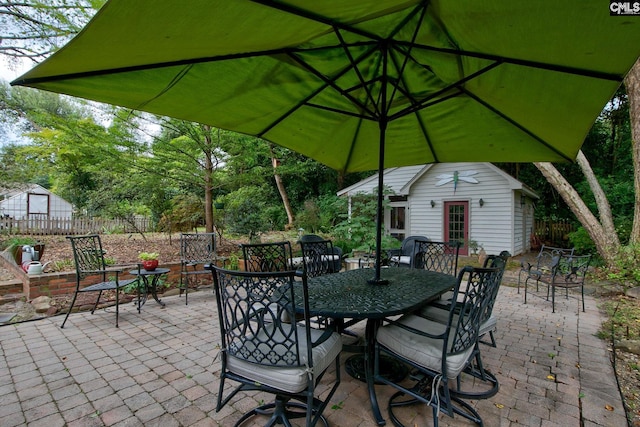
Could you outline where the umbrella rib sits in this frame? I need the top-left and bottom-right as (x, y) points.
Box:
(255, 49), (380, 138)
(389, 61), (502, 120)
(11, 46), (333, 86)
(305, 102), (374, 121)
(343, 118), (366, 175)
(333, 26), (381, 118)
(249, 0), (386, 43)
(400, 41), (624, 82)
(461, 87), (575, 162)
(284, 48), (380, 117)
(383, 0), (430, 113)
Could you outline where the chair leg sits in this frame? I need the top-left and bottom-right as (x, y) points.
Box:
(61, 292), (79, 328)
(453, 347), (499, 399)
(115, 287), (119, 328)
(232, 396), (329, 427)
(90, 290), (103, 314)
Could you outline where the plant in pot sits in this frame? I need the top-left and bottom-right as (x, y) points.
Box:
(138, 252), (159, 271)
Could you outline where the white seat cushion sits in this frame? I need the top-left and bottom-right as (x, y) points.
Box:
(390, 255), (411, 265)
(418, 305), (496, 337)
(377, 314), (474, 378)
(227, 325), (342, 394)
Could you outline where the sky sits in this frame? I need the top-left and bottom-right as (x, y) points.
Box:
(1, 58), (37, 147)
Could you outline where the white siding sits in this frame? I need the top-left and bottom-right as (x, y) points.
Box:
(408, 163), (514, 255)
(338, 162), (537, 256)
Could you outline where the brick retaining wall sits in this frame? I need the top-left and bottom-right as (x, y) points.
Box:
(0, 255), (210, 300)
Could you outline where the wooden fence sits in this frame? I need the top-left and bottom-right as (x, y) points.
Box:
(533, 219), (575, 246)
(0, 216), (152, 236)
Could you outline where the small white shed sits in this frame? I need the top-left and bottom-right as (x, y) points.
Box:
(0, 184), (74, 221)
(337, 162), (538, 256)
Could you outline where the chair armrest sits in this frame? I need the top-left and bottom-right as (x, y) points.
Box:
(520, 261), (533, 271)
(311, 324), (339, 347)
(386, 248), (402, 257)
(383, 315), (447, 340)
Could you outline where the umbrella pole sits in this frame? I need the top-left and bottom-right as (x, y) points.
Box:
(369, 119), (388, 285)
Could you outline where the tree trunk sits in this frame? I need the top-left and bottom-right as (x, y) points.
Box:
(575, 150), (619, 246)
(624, 57), (640, 245)
(534, 161), (619, 266)
(269, 145), (294, 227)
(203, 126), (214, 233)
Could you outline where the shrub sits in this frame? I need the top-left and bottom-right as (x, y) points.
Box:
(224, 186), (270, 242)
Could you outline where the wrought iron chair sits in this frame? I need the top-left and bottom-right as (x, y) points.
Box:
(524, 253), (591, 312)
(179, 232), (218, 305)
(62, 234), (140, 329)
(387, 235), (430, 268)
(298, 235), (342, 277)
(210, 267), (342, 427)
(374, 265), (502, 426)
(518, 244), (574, 293)
(411, 239), (460, 274)
(418, 251), (511, 399)
(241, 241), (293, 272)
(421, 251), (510, 343)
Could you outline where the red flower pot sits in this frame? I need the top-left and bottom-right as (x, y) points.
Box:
(142, 260), (158, 271)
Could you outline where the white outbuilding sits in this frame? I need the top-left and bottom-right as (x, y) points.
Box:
(0, 184), (74, 222)
(338, 162), (538, 256)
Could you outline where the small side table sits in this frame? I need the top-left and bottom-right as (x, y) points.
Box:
(130, 267), (170, 311)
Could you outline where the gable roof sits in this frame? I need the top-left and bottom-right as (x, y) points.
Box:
(337, 163), (538, 198)
(0, 184), (51, 199)
(337, 165), (432, 197)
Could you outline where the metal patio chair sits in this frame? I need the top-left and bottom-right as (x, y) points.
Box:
(298, 234), (343, 277)
(411, 239), (460, 275)
(241, 241), (293, 272)
(62, 234), (140, 329)
(518, 244), (574, 293)
(374, 265), (502, 426)
(418, 251), (511, 399)
(179, 232), (218, 305)
(210, 267), (342, 427)
(387, 235), (430, 268)
(524, 253), (591, 312)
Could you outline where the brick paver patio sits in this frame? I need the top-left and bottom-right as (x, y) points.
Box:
(0, 272), (626, 426)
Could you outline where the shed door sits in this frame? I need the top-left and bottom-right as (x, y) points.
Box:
(444, 201), (469, 256)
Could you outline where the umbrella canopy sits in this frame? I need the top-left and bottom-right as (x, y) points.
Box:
(12, 0), (640, 282)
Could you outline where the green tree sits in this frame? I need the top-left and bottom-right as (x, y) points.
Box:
(0, 0), (102, 61)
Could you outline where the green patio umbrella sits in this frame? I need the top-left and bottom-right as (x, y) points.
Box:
(12, 0), (640, 283)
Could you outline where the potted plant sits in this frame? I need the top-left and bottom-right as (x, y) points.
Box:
(138, 252), (159, 271)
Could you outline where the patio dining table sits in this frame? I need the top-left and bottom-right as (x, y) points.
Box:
(293, 267), (457, 425)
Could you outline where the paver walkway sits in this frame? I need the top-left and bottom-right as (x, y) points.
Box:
(0, 275), (626, 426)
